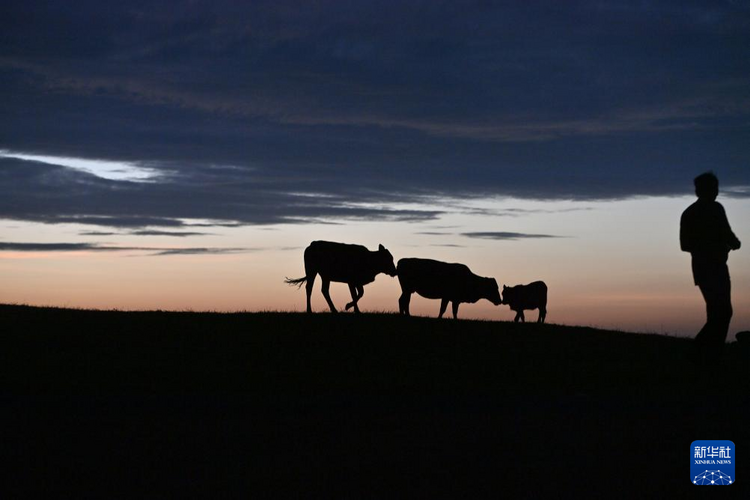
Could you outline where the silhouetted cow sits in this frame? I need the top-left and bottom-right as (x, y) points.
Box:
(502, 281), (548, 323)
(285, 241), (397, 313)
(397, 258), (502, 319)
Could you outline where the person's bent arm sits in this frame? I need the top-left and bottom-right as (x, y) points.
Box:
(728, 231), (741, 251)
(718, 204), (741, 251)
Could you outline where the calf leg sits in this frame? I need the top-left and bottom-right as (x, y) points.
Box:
(321, 279), (337, 313)
(438, 298), (449, 319)
(399, 292), (411, 316)
(538, 306), (546, 324)
(305, 274), (316, 313)
(452, 301), (460, 319)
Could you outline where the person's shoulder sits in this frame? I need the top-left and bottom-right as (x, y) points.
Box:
(698, 200), (728, 218)
(681, 200), (700, 218)
(712, 201), (727, 213)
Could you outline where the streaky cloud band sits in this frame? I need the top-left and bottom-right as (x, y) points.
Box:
(0, 242), (248, 256)
(462, 232), (563, 240)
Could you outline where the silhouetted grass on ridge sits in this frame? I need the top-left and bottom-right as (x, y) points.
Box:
(3, 303), (738, 399)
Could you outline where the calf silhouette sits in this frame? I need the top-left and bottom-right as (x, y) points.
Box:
(397, 258), (502, 319)
(285, 240), (397, 313)
(502, 281), (548, 323)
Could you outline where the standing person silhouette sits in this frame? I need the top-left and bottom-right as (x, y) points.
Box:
(680, 172), (741, 359)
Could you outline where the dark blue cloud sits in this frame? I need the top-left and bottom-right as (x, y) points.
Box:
(0, 157), (443, 226)
(129, 230), (211, 237)
(0, 1), (748, 227)
(462, 232), (563, 240)
(80, 230), (213, 237)
(0, 241), (247, 255)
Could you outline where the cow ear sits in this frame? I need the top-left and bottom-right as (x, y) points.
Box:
(379, 244), (385, 251)
(503, 285), (507, 290)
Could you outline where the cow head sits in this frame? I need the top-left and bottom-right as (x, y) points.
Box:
(501, 285), (514, 306)
(378, 244), (398, 277)
(485, 278), (502, 305)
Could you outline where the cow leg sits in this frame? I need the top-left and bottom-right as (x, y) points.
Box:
(514, 310), (522, 323)
(355, 286), (364, 313)
(538, 306), (546, 324)
(321, 279), (337, 313)
(519, 311), (526, 322)
(345, 284), (358, 312)
(345, 285), (363, 313)
(305, 274), (316, 313)
(399, 292), (411, 316)
(438, 299), (449, 319)
(452, 301), (460, 319)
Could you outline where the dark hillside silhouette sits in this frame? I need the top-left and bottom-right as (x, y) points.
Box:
(3, 305), (749, 497)
(396, 258), (501, 318)
(285, 240), (397, 313)
(680, 172), (741, 359)
(502, 281), (548, 323)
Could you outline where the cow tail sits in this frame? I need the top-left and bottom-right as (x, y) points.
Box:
(284, 276), (308, 289)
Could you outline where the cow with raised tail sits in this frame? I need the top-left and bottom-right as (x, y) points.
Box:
(396, 258), (502, 319)
(501, 281), (548, 323)
(285, 241), (397, 313)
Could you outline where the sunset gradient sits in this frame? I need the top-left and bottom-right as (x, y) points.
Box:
(2, 195), (747, 338)
(1, 1), (749, 338)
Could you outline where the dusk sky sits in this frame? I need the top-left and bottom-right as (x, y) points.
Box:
(1, 1), (748, 336)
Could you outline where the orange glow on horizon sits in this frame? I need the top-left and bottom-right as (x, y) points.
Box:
(1, 196), (748, 338)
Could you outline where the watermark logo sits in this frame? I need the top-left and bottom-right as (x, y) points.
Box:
(691, 440), (735, 485)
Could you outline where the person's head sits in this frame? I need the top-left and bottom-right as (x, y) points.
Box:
(694, 172), (719, 201)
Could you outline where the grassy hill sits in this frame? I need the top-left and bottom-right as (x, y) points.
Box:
(2, 305), (748, 497)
